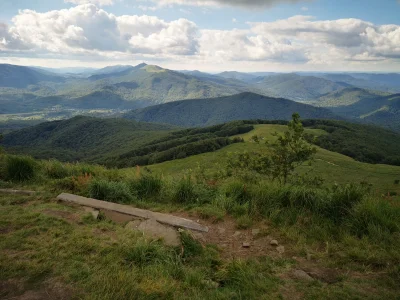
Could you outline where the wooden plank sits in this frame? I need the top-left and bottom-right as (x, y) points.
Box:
(56, 193), (209, 232)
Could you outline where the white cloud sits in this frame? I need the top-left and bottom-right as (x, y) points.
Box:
(250, 15), (400, 61)
(301, 6), (308, 11)
(65, 0), (115, 6)
(128, 19), (198, 55)
(1, 4), (198, 57)
(1, 5), (399, 70)
(199, 29), (306, 62)
(232, 18), (238, 23)
(147, 0), (311, 9)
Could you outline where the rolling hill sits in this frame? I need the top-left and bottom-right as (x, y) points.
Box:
(0, 64), (64, 88)
(2, 116), (176, 162)
(216, 71), (258, 83)
(123, 92), (341, 127)
(297, 72), (400, 93)
(314, 88), (400, 132)
(252, 73), (350, 101)
(1, 116), (252, 167)
(314, 87), (390, 107)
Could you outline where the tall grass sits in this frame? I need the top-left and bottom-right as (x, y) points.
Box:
(131, 174), (162, 199)
(5, 155), (37, 182)
(88, 179), (134, 204)
(173, 176), (198, 204)
(43, 159), (70, 179)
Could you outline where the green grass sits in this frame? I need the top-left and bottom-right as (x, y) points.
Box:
(0, 194), (289, 299)
(1, 193), (399, 299)
(142, 124), (400, 199)
(1, 123), (400, 298)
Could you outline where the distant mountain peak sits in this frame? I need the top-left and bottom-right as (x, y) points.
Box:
(135, 62), (147, 68)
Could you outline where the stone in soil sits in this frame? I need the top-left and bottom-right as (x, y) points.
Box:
(251, 228), (260, 236)
(242, 242), (251, 248)
(125, 219), (143, 230)
(270, 239), (279, 246)
(83, 206), (100, 219)
(276, 245), (285, 254)
(232, 231), (241, 238)
(291, 269), (313, 282)
(217, 227), (226, 234)
(136, 218), (181, 246)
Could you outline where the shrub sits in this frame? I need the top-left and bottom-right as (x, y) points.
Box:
(43, 160), (70, 179)
(394, 179), (400, 185)
(5, 155), (37, 182)
(173, 177), (198, 204)
(89, 179), (134, 204)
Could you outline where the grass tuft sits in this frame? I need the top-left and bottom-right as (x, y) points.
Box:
(5, 155), (37, 182)
(88, 179), (134, 204)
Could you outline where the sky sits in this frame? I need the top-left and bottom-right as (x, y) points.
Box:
(0, 0), (400, 72)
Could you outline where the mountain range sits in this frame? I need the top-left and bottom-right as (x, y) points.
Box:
(0, 62), (399, 132)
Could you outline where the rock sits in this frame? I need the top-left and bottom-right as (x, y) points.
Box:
(91, 210), (99, 219)
(125, 219), (143, 230)
(136, 218), (181, 246)
(217, 227), (226, 234)
(270, 239), (279, 246)
(251, 229), (260, 236)
(201, 280), (219, 289)
(192, 232), (206, 243)
(82, 206), (99, 220)
(242, 242), (250, 248)
(232, 231), (241, 238)
(306, 252), (312, 261)
(292, 269), (313, 282)
(276, 246), (285, 254)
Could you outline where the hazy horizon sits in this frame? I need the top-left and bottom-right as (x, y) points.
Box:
(1, 0), (400, 72)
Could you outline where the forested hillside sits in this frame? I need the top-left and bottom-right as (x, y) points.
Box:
(1, 116), (176, 162)
(124, 92), (340, 127)
(252, 73), (349, 101)
(303, 119), (400, 165)
(1, 117), (251, 166)
(315, 89), (400, 132)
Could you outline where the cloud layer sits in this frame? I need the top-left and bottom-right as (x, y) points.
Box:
(1, 4), (399, 69)
(65, 0), (115, 6)
(147, 0), (310, 8)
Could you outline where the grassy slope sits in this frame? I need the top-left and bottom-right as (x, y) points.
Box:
(1, 124), (400, 299)
(3, 193), (398, 299)
(142, 124), (400, 197)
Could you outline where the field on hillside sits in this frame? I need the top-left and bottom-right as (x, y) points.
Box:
(143, 124), (400, 198)
(1, 122), (400, 299)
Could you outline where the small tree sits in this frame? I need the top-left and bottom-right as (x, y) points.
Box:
(269, 113), (317, 184)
